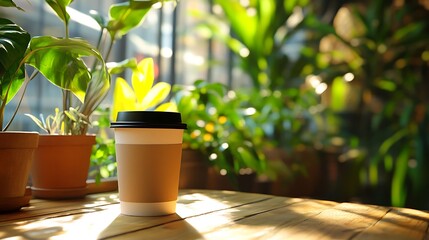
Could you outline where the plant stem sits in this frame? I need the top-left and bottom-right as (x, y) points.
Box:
(3, 70), (39, 131)
(104, 37), (115, 63)
(91, 28), (105, 72)
(62, 90), (71, 134)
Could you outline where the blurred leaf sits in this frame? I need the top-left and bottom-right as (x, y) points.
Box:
(238, 147), (261, 172)
(214, 0), (257, 50)
(89, 9), (107, 28)
(384, 154), (393, 172)
(107, 58), (138, 74)
(369, 160), (378, 186)
(330, 76), (349, 111)
(375, 79), (396, 92)
(100, 167), (110, 178)
(393, 22), (425, 43)
(107, 1), (153, 39)
(399, 105), (413, 127)
(391, 147), (409, 207)
(0, 0), (23, 10)
(45, 0), (74, 25)
(379, 129), (407, 155)
(284, 0), (298, 14)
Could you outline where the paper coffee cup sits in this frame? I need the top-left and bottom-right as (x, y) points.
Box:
(111, 111), (187, 216)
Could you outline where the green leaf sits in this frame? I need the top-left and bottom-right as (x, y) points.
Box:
(237, 147), (260, 172)
(379, 129), (407, 155)
(89, 10), (107, 28)
(0, 18), (30, 104)
(391, 147), (409, 207)
(0, 0), (24, 10)
(284, 0), (298, 14)
(26, 36), (104, 102)
(107, 1), (154, 39)
(107, 58), (137, 74)
(79, 67), (110, 119)
(375, 79), (396, 92)
(393, 22), (425, 43)
(330, 76), (349, 111)
(45, 0), (74, 25)
(25, 113), (48, 133)
(214, 0), (257, 50)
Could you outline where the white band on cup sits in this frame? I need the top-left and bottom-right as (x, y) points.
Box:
(120, 200), (177, 216)
(114, 128), (184, 145)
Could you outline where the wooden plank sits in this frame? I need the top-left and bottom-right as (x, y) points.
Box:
(103, 198), (337, 239)
(98, 190), (276, 239)
(261, 202), (390, 239)
(2, 190), (429, 240)
(0, 190), (274, 239)
(0, 192), (120, 224)
(354, 207), (429, 240)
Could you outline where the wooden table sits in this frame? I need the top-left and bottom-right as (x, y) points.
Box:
(1, 190), (428, 239)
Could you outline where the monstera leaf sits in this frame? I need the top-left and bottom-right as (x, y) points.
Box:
(0, 18), (30, 106)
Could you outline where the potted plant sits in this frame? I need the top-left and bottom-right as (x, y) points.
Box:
(195, 0), (330, 195)
(24, 0), (169, 199)
(318, 0), (429, 208)
(0, 1), (39, 212)
(173, 80), (268, 191)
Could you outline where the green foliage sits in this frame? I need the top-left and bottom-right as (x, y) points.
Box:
(323, 0), (429, 208)
(89, 107), (116, 183)
(198, 0), (326, 152)
(25, 107), (92, 135)
(0, 0), (23, 10)
(237, 86), (320, 150)
(173, 80), (267, 179)
(25, 108), (63, 134)
(23, 0), (168, 135)
(0, 18), (30, 130)
(85, 0), (173, 179)
(200, 0), (322, 90)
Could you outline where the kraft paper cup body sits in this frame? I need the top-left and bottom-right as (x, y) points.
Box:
(111, 111), (187, 217)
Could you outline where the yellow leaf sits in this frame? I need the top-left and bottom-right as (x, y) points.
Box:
(156, 102), (177, 112)
(132, 58), (154, 103)
(112, 77), (137, 121)
(140, 82), (171, 110)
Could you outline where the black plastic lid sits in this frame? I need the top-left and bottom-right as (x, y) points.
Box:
(110, 111), (187, 129)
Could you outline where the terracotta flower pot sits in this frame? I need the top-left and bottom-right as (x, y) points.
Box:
(179, 149), (208, 189)
(0, 132), (39, 212)
(31, 135), (96, 199)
